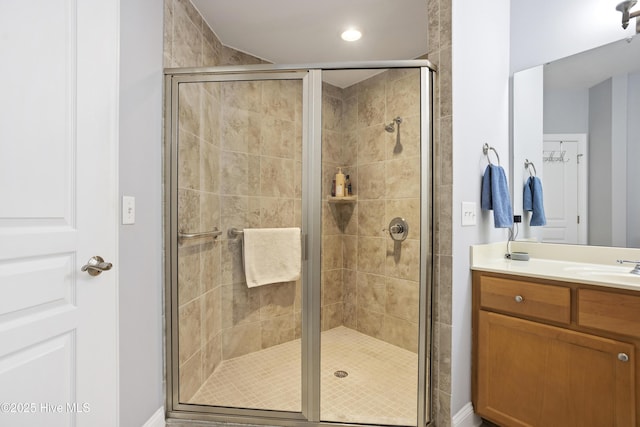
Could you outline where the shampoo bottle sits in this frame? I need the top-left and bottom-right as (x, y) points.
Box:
(335, 167), (345, 197)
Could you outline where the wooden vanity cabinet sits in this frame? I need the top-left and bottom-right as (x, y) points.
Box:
(472, 271), (639, 427)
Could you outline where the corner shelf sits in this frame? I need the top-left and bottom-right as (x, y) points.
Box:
(328, 195), (357, 203)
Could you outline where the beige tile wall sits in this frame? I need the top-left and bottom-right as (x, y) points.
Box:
(216, 77), (303, 365)
(164, 0), (263, 69)
(321, 69), (422, 353)
(320, 82), (348, 332)
(427, 0), (453, 425)
(175, 63), (224, 404)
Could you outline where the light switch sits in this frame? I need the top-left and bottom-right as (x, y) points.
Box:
(461, 201), (476, 226)
(122, 196), (135, 225)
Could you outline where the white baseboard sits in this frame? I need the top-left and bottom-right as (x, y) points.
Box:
(142, 407), (165, 427)
(452, 402), (482, 427)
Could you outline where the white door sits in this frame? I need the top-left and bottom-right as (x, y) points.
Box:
(541, 134), (587, 244)
(0, 1), (118, 426)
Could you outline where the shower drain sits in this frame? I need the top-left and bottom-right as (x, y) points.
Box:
(334, 370), (348, 378)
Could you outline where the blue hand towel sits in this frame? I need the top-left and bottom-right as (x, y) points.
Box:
(481, 164), (513, 228)
(523, 176), (547, 226)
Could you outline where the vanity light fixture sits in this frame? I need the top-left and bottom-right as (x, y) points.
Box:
(616, 0), (640, 33)
(341, 28), (362, 42)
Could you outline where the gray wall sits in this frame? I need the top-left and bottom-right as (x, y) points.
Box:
(451, 0), (511, 416)
(512, 65), (543, 239)
(588, 79), (613, 246)
(118, 0), (165, 425)
(543, 88), (589, 134)
(611, 75), (628, 247)
(628, 73), (640, 248)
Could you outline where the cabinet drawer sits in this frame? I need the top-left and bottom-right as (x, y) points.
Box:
(578, 289), (640, 338)
(480, 275), (571, 324)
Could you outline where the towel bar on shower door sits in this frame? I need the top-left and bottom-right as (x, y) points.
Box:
(178, 228), (222, 243)
(228, 227), (305, 239)
(228, 227), (244, 238)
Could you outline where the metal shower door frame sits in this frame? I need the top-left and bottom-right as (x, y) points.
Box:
(163, 60), (436, 427)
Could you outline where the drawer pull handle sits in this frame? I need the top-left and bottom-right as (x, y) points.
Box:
(514, 295), (524, 303)
(618, 353), (629, 362)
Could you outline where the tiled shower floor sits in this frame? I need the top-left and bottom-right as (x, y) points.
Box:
(189, 326), (419, 426)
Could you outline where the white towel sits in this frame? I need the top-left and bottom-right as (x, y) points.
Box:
(242, 227), (301, 288)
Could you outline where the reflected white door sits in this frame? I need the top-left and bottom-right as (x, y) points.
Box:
(541, 134), (587, 244)
(0, 1), (118, 426)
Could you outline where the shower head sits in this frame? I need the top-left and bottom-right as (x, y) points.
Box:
(384, 116), (403, 133)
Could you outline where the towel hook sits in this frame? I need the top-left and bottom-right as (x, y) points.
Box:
(483, 143), (501, 166)
(524, 159), (537, 177)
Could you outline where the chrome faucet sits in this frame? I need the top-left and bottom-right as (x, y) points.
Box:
(616, 259), (640, 275)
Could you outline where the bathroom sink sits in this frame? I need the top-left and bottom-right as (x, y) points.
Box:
(574, 270), (640, 285)
(563, 265), (624, 273)
(559, 264), (640, 286)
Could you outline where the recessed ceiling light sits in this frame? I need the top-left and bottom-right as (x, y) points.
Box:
(341, 29), (362, 42)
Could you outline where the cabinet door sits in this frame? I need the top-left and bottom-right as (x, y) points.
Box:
(477, 311), (635, 427)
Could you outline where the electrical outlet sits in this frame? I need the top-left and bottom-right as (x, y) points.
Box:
(461, 202), (477, 226)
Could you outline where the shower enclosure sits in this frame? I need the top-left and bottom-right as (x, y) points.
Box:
(164, 61), (435, 426)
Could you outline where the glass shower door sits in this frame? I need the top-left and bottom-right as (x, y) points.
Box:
(319, 68), (427, 426)
(172, 74), (305, 414)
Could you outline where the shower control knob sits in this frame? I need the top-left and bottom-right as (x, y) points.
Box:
(389, 224), (404, 234)
(386, 217), (409, 242)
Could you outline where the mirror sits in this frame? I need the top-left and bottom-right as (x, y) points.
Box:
(512, 36), (640, 248)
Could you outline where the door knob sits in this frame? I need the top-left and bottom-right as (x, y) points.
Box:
(81, 256), (113, 276)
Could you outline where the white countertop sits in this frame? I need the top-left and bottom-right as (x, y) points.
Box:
(471, 241), (640, 292)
